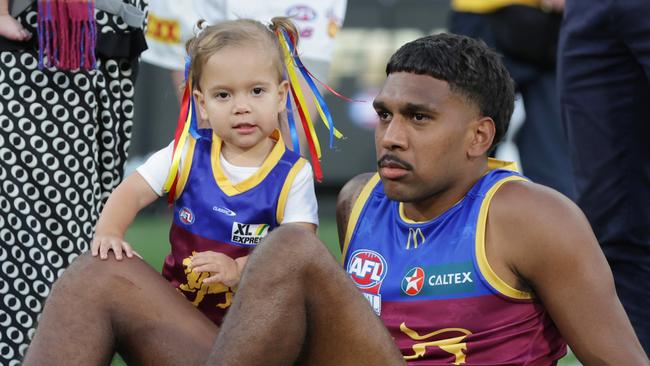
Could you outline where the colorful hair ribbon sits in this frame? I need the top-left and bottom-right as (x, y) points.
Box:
(163, 57), (201, 204)
(277, 29), (348, 181)
(280, 30), (343, 148)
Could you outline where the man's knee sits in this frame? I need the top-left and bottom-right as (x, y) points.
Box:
(257, 224), (331, 264)
(51, 253), (153, 299)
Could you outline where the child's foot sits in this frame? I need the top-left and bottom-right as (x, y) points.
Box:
(0, 14), (32, 41)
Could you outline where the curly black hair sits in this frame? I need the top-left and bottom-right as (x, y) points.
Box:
(386, 33), (515, 152)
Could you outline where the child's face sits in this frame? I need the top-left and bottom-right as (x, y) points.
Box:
(194, 44), (288, 153)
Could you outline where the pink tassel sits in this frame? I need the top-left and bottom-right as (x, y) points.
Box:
(37, 0), (96, 70)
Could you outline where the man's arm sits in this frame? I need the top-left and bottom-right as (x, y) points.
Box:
(488, 181), (649, 364)
(336, 173), (374, 251)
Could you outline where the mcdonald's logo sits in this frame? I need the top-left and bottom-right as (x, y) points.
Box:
(406, 227), (425, 250)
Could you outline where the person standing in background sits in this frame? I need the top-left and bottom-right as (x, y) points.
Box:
(449, 0), (573, 198)
(0, 0), (147, 362)
(558, 0), (650, 353)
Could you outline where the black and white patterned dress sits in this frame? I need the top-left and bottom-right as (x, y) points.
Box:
(0, 1), (147, 362)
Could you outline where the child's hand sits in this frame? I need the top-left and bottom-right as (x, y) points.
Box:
(189, 251), (241, 287)
(0, 14), (32, 41)
(91, 234), (141, 261)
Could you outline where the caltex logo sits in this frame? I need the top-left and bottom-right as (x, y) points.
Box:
(179, 207), (195, 225)
(401, 267), (425, 296)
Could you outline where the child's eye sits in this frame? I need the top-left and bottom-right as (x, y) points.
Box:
(216, 92), (230, 99)
(252, 87), (264, 96)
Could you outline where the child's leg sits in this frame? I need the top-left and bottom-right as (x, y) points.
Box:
(23, 254), (218, 366)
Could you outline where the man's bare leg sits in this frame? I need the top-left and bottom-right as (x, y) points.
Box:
(208, 225), (405, 366)
(23, 254), (218, 365)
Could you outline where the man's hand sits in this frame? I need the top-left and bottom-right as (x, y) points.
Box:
(189, 251), (243, 287)
(91, 234), (141, 260)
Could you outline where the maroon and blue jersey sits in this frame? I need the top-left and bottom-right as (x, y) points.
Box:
(162, 129), (306, 325)
(342, 160), (567, 365)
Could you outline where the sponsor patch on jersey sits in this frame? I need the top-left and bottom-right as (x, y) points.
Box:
(401, 267), (425, 296)
(401, 262), (475, 298)
(346, 249), (387, 316)
(213, 206), (236, 216)
(231, 222), (270, 246)
(178, 207), (195, 225)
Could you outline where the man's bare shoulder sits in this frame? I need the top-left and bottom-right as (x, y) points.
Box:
(487, 179), (600, 283)
(336, 173), (376, 249)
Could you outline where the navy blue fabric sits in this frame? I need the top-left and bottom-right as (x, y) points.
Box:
(558, 0), (650, 352)
(449, 11), (574, 199)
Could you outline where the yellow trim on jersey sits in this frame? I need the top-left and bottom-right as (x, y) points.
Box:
(276, 158), (307, 224)
(211, 130), (285, 197)
(174, 137), (196, 200)
(451, 0), (540, 13)
(487, 157), (519, 172)
(475, 175), (532, 300)
(397, 158), (517, 224)
(341, 174), (381, 264)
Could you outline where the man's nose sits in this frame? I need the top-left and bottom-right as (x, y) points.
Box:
(380, 118), (408, 151)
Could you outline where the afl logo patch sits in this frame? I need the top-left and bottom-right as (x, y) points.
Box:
(401, 267), (425, 296)
(179, 207), (195, 225)
(346, 249), (387, 289)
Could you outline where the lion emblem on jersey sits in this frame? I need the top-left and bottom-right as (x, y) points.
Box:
(179, 252), (233, 309)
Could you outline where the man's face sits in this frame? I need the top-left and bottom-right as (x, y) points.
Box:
(373, 72), (480, 204)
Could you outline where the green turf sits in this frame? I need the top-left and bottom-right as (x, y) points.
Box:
(112, 214), (580, 365)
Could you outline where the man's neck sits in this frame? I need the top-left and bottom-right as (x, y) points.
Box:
(401, 160), (488, 222)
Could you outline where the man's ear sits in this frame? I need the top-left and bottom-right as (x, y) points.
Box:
(193, 89), (208, 121)
(467, 116), (496, 158)
(277, 80), (289, 112)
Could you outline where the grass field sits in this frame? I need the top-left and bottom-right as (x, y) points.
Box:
(112, 214), (580, 365)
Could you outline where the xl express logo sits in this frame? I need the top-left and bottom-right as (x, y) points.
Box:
(401, 262), (475, 297)
(231, 222), (270, 246)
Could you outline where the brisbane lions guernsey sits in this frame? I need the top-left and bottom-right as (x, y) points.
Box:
(163, 130), (306, 325)
(342, 160), (567, 365)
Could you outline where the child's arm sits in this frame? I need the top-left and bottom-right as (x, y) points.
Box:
(189, 222), (315, 286)
(91, 172), (159, 260)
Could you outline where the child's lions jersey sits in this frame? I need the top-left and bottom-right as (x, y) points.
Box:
(163, 130), (305, 325)
(342, 161), (567, 365)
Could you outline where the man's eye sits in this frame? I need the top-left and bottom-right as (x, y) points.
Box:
(377, 111), (391, 121)
(413, 113), (427, 121)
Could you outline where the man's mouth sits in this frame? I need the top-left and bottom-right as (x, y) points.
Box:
(377, 155), (412, 180)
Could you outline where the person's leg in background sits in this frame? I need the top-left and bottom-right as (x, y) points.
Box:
(516, 70), (574, 198)
(449, 10), (574, 198)
(559, 0), (650, 352)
